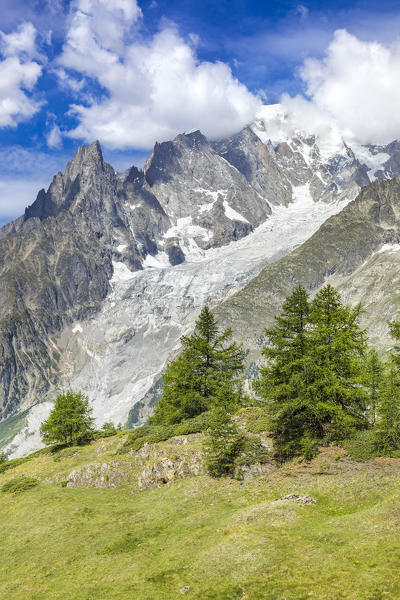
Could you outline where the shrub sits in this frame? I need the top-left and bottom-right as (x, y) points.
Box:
(300, 435), (320, 461)
(342, 430), (380, 461)
(1, 476), (39, 494)
(236, 435), (271, 467)
(239, 407), (270, 434)
(118, 412), (214, 454)
(203, 409), (244, 478)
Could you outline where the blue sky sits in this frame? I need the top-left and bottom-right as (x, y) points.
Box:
(1, 0), (400, 224)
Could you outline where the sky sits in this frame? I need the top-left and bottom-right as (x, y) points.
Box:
(2, 0), (400, 224)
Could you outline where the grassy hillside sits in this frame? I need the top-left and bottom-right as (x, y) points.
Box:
(1, 421), (400, 600)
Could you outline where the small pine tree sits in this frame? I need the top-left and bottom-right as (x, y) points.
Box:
(0, 451), (7, 464)
(203, 408), (243, 477)
(40, 390), (94, 446)
(151, 307), (245, 425)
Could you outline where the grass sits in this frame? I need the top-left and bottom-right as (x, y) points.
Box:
(1, 430), (400, 599)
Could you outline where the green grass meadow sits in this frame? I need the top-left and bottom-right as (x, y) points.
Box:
(1, 434), (400, 600)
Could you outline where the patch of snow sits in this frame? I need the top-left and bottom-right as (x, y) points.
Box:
(223, 201), (249, 223)
(378, 243), (400, 254)
(116, 244), (127, 253)
(164, 216), (211, 259)
(72, 323), (83, 334)
(143, 252), (170, 269)
(193, 187), (228, 201)
(111, 261), (137, 283)
(351, 144), (390, 181)
(5, 401), (53, 459)
(198, 202), (215, 213)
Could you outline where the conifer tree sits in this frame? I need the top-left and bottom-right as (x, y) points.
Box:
(375, 320), (400, 452)
(40, 390), (94, 446)
(151, 307), (245, 425)
(256, 284), (368, 458)
(307, 285), (368, 440)
(376, 364), (400, 452)
(255, 285), (316, 458)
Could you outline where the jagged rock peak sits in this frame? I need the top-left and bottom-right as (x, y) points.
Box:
(72, 140), (104, 166)
(175, 130), (207, 148)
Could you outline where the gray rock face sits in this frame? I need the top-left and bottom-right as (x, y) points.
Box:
(217, 176), (400, 354)
(3, 109), (400, 455)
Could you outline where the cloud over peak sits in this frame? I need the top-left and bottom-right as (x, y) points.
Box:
(282, 29), (400, 146)
(59, 0), (260, 149)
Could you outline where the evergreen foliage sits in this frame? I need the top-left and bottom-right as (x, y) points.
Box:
(151, 307), (245, 425)
(372, 321), (400, 453)
(40, 390), (94, 446)
(375, 365), (400, 452)
(365, 349), (384, 425)
(1, 476), (39, 494)
(256, 284), (368, 459)
(203, 408), (243, 477)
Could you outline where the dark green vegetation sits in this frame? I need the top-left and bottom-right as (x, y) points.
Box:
(255, 285), (368, 459)
(1, 475), (39, 494)
(151, 307), (245, 425)
(40, 390), (94, 446)
(203, 408), (244, 477)
(119, 411), (214, 453)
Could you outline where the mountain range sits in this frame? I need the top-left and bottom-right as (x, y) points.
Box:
(1, 104), (400, 457)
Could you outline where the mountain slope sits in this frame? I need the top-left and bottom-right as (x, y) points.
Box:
(3, 105), (400, 456)
(217, 176), (400, 351)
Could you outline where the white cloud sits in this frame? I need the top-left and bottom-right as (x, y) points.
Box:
(59, 0), (260, 149)
(46, 124), (62, 148)
(282, 29), (400, 146)
(0, 22), (43, 127)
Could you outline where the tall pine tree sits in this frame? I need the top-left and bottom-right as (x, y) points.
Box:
(151, 307), (245, 425)
(255, 285), (316, 458)
(308, 285), (368, 441)
(256, 284), (368, 458)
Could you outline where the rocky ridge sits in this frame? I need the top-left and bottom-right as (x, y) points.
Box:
(2, 105), (400, 456)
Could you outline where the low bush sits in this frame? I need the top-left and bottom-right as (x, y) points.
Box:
(238, 407), (269, 434)
(236, 435), (271, 467)
(1, 476), (39, 494)
(118, 412), (214, 454)
(342, 430), (380, 461)
(203, 409), (244, 478)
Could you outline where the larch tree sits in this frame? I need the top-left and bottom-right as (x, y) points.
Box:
(151, 307), (245, 425)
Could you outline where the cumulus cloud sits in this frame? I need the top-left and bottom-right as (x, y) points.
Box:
(46, 124), (62, 148)
(282, 29), (400, 146)
(0, 22), (43, 127)
(59, 0), (260, 149)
